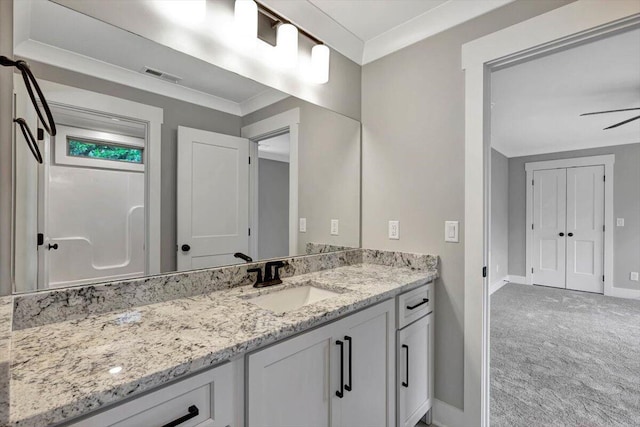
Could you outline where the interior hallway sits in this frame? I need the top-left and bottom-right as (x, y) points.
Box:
(491, 283), (640, 426)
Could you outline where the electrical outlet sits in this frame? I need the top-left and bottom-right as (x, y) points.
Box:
(299, 218), (307, 233)
(331, 219), (339, 236)
(388, 221), (400, 240)
(617, 218), (625, 227)
(631, 272), (639, 281)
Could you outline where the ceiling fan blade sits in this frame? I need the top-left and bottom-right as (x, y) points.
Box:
(603, 115), (640, 130)
(581, 107), (640, 116)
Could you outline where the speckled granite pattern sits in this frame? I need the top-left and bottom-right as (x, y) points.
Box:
(363, 249), (438, 271)
(491, 284), (640, 427)
(12, 249), (362, 330)
(0, 297), (12, 427)
(6, 264), (436, 427)
(305, 243), (356, 254)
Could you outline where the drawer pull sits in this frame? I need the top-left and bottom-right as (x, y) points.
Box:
(406, 298), (429, 310)
(344, 336), (353, 392)
(402, 344), (409, 388)
(336, 340), (344, 398)
(162, 405), (199, 427)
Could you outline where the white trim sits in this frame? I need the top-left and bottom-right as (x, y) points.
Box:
(608, 286), (640, 300)
(34, 79), (164, 276)
(241, 109), (300, 258)
(462, 1), (640, 425)
(258, 151), (290, 163)
(362, 0), (514, 65)
(432, 398), (465, 427)
(507, 275), (527, 285)
(490, 276), (509, 295)
(239, 91), (290, 117)
(524, 155), (614, 296)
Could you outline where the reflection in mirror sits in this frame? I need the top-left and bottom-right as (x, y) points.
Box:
(11, 0), (360, 293)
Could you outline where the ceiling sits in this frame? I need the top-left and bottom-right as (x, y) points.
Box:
(15, 0), (288, 116)
(491, 27), (640, 158)
(258, 133), (290, 163)
(262, 0), (515, 64)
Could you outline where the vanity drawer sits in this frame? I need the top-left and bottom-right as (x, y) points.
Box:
(70, 363), (234, 427)
(397, 283), (432, 329)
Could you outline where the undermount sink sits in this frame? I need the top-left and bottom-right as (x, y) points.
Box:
(245, 284), (340, 314)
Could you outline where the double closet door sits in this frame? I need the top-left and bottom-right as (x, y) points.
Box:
(532, 165), (605, 293)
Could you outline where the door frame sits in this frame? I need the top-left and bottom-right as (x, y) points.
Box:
(241, 108), (300, 260)
(525, 156), (614, 294)
(461, 1), (640, 425)
(19, 78), (164, 281)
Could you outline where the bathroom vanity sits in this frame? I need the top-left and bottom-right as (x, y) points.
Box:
(1, 249), (437, 427)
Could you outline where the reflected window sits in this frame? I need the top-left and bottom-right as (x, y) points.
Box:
(67, 138), (143, 164)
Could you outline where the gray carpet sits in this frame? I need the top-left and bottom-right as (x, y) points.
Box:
(490, 284), (640, 427)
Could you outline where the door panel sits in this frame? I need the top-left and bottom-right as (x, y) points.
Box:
(566, 166), (604, 293)
(177, 126), (249, 271)
(532, 169), (566, 288)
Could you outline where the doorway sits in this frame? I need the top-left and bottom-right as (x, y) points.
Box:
(528, 162), (607, 293)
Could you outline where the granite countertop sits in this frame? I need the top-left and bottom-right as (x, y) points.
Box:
(3, 263), (437, 427)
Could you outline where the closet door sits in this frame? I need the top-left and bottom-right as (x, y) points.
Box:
(566, 166), (605, 293)
(532, 169), (567, 288)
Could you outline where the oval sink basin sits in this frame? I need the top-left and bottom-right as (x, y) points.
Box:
(245, 285), (340, 314)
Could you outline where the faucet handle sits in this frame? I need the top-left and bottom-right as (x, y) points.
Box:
(272, 261), (287, 280)
(247, 267), (262, 286)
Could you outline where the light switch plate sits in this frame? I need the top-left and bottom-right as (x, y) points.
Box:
(631, 272), (639, 281)
(330, 219), (339, 236)
(388, 221), (400, 240)
(445, 221), (459, 243)
(299, 218), (307, 233)
(617, 218), (625, 227)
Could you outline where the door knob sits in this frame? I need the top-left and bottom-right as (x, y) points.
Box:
(181, 244), (191, 252)
(568, 233), (574, 237)
(47, 243), (58, 250)
(559, 232), (565, 237)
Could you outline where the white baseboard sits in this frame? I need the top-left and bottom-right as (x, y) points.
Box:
(490, 276), (509, 295)
(507, 275), (528, 285)
(607, 286), (640, 300)
(432, 398), (465, 427)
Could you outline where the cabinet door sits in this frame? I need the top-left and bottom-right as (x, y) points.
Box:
(398, 314), (433, 427)
(333, 299), (395, 427)
(247, 325), (334, 427)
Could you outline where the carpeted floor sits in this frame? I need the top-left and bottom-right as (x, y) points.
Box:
(490, 283), (640, 427)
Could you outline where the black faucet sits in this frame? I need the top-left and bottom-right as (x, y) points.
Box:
(247, 261), (287, 288)
(234, 252), (253, 263)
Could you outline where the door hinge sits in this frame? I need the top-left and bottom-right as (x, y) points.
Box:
(37, 128), (44, 141)
(532, 179), (534, 186)
(248, 157), (251, 164)
(531, 223), (534, 230)
(531, 267), (534, 274)
(248, 228), (251, 236)
(603, 275), (605, 282)
(37, 233), (44, 246)
(603, 225), (605, 232)
(482, 266), (487, 278)
(603, 175), (606, 182)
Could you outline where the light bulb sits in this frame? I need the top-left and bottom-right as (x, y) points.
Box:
(234, 0), (258, 48)
(311, 44), (330, 84)
(276, 23), (298, 69)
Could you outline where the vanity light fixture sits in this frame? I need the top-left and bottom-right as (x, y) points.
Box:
(311, 44), (330, 84)
(234, 0), (258, 47)
(276, 23), (299, 69)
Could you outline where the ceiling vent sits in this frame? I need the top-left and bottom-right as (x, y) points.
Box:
(141, 66), (182, 84)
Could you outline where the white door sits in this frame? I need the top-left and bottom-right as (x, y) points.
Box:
(177, 126), (249, 271)
(532, 169), (567, 288)
(332, 301), (394, 427)
(246, 324), (332, 427)
(566, 166), (605, 293)
(398, 314), (433, 427)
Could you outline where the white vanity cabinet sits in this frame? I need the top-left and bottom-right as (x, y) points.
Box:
(70, 362), (237, 427)
(397, 283), (434, 427)
(246, 299), (395, 427)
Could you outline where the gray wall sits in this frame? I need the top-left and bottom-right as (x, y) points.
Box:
(258, 158), (290, 260)
(0, 0), (13, 295)
(243, 97), (361, 254)
(25, 61), (243, 273)
(508, 143), (640, 290)
(491, 149), (509, 285)
(361, 0), (575, 410)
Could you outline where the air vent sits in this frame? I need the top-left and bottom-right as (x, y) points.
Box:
(141, 66), (182, 84)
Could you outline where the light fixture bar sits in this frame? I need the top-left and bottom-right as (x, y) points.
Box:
(255, 1), (323, 45)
